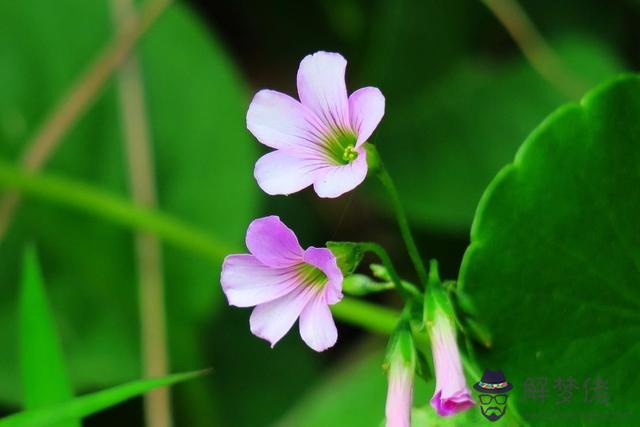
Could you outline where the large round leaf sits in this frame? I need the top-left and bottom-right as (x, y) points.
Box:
(459, 75), (640, 425)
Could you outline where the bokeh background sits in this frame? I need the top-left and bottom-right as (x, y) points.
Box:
(0, 0), (638, 425)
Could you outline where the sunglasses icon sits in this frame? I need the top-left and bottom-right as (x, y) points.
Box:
(479, 394), (508, 404)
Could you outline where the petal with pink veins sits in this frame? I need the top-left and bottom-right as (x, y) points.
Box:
(247, 89), (326, 150)
(297, 51), (350, 131)
(254, 150), (324, 196)
(349, 87), (385, 147)
(249, 284), (317, 347)
(221, 254), (301, 307)
(313, 146), (368, 198)
(246, 216), (304, 267)
(303, 246), (343, 304)
(298, 293), (338, 351)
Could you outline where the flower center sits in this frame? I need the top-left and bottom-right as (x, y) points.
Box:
(323, 130), (358, 165)
(296, 263), (328, 289)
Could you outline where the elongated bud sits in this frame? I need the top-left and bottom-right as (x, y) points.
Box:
(424, 262), (475, 416)
(384, 324), (416, 427)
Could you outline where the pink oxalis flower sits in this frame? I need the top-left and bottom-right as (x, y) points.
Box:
(385, 328), (416, 427)
(429, 310), (475, 416)
(220, 215), (343, 351)
(386, 358), (413, 427)
(247, 51), (385, 198)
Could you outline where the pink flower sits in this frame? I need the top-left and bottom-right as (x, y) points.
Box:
(429, 310), (475, 416)
(220, 215), (343, 351)
(385, 328), (416, 427)
(385, 358), (413, 427)
(247, 51), (385, 198)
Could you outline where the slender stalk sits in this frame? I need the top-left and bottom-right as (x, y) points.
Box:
(0, 160), (401, 334)
(360, 242), (420, 299)
(110, 0), (171, 426)
(330, 297), (399, 335)
(0, 0), (172, 243)
(376, 164), (428, 288)
(481, 0), (587, 98)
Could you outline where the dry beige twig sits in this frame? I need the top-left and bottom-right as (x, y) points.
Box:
(111, 0), (171, 426)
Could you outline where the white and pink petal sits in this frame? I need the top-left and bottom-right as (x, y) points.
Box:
(349, 87), (385, 147)
(303, 246), (343, 304)
(299, 294), (338, 351)
(249, 284), (317, 348)
(245, 215), (304, 267)
(297, 51), (350, 131)
(221, 254), (300, 308)
(254, 150), (324, 196)
(247, 89), (327, 151)
(312, 146), (368, 198)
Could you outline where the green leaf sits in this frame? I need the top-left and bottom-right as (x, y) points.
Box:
(20, 247), (79, 427)
(459, 75), (640, 425)
(376, 36), (623, 231)
(0, 0), (257, 416)
(0, 370), (208, 427)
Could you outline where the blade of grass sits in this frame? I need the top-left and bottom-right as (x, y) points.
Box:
(0, 160), (401, 334)
(20, 247), (80, 427)
(0, 370), (209, 427)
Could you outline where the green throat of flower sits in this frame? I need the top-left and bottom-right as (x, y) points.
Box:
(324, 130), (358, 165)
(297, 263), (328, 289)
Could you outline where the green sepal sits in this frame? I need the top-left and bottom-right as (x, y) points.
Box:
(363, 142), (380, 172)
(384, 320), (416, 369)
(423, 260), (455, 325)
(326, 242), (364, 275)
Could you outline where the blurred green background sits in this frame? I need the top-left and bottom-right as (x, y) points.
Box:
(0, 0), (638, 425)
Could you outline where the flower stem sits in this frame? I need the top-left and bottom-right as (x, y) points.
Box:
(330, 297), (399, 335)
(360, 242), (420, 300)
(376, 160), (428, 288)
(0, 160), (401, 336)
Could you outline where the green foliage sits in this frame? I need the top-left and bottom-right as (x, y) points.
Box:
(275, 347), (404, 427)
(411, 404), (484, 427)
(459, 75), (640, 425)
(376, 36), (623, 231)
(277, 345), (483, 426)
(0, 0), (257, 423)
(19, 247), (79, 427)
(0, 371), (207, 427)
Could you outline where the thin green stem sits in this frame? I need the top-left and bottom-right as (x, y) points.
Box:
(330, 297), (399, 335)
(360, 242), (420, 300)
(376, 162), (428, 288)
(0, 160), (401, 334)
